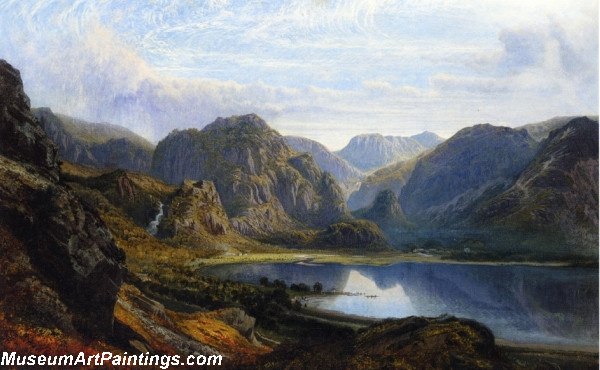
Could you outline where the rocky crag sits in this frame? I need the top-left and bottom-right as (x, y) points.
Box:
(0, 59), (127, 336)
(151, 114), (351, 237)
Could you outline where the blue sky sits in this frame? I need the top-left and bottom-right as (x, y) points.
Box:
(0, 0), (597, 150)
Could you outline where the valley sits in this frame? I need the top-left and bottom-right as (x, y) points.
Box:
(0, 58), (597, 369)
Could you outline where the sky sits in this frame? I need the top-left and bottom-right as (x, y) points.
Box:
(0, 0), (597, 150)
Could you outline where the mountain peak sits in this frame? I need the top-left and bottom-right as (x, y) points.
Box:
(203, 113), (271, 132)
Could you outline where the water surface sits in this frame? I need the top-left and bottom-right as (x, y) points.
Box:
(203, 262), (598, 346)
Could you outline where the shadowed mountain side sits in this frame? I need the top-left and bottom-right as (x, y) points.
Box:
(353, 189), (412, 232)
(335, 131), (444, 172)
(151, 114), (351, 237)
(400, 124), (539, 227)
(475, 117), (599, 255)
(266, 219), (391, 251)
(347, 157), (418, 211)
(33, 107), (154, 173)
(285, 135), (363, 198)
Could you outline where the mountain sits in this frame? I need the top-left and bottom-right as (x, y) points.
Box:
(476, 117), (599, 255)
(151, 114), (351, 236)
(285, 135), (363, 197)
(347, 158), (418, 211)
(33, 107), (154, 172)
(0, 59), (126, 336)
(399, 124), (538, 226)
(353, 189), (411, 231)
(335, 131), (444, 172)
(517, 115), (598, 141)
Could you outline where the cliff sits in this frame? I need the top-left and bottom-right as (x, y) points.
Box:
(151, 114), (351, 236)
(0, 59), (126, 336)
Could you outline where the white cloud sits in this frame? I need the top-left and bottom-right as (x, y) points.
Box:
(0, 0), (596, 150)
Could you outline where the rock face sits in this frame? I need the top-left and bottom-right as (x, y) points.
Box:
(285, 135), (363, 197)
(0, 61), (59, 181)
(0, 59), (126, 336)
(335, 131), (444, 172)
(476, 118), (599, 254)
(159, 180), (232, 239)
(151, 114), (350, 236)
(33, 107), (154, 173)
(400, 124), (538, 226)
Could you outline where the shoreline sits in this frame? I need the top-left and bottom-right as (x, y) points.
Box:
(191, 251), (598, 268)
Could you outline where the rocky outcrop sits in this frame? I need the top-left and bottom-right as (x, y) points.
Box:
(335, 131), (443, 172)
(117, 173), (137, 201)
(285, 135), (363, 197)
(400, 124), (538, 226)
(261, 315), (509, 369)
(33, 107), (154, 173)
(212, 308), (259, 345)
(0, 59), (126, 336)
(151, 114), (350, 236)
(0, 61), (59, 181)
(159, 180), (236, 243)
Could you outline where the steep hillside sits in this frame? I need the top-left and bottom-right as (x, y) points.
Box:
(335, 131), (444, 172)
(476, 117), (599, 255)
(399, 124), (538, 226)
(285, 135), (363, 197)
(33, 107), (154, 172)
(0, 59), (126, 336)
(347, 158), (418, 211)
(151, 114), (351, 236)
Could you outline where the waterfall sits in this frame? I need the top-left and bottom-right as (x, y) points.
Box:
(147, 202), (164, 236)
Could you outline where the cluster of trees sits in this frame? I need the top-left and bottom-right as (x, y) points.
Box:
(259, 277), (323, 293)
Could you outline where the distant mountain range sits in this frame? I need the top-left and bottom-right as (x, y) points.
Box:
(335, 131), (444, 172)
(33, 107), (154, 173)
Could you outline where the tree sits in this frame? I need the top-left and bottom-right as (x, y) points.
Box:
(313, 282), (323, 294)
(259, 277), (269, 287)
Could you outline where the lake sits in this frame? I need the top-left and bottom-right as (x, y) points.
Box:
(202, 262), (598, 347)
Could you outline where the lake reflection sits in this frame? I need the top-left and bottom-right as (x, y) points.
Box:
(202, 262), (598, 346)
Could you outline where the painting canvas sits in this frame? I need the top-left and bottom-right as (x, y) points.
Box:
(0, 1), (597, 368)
